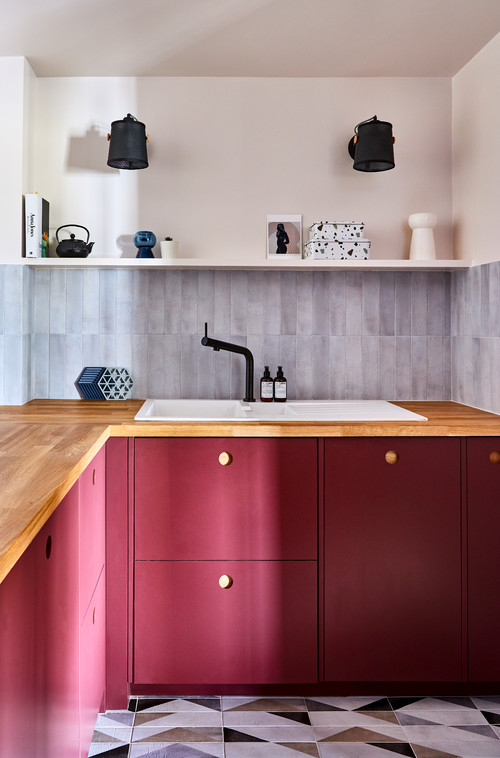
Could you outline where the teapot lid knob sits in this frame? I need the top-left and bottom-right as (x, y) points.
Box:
(70, 234), (75, 239)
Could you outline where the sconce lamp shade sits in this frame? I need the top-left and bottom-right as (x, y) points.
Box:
(107, 113), (149, 169)
(348, 115), (395, 172)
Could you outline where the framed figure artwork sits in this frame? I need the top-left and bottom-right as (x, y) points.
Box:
(267, 215), (302, 259)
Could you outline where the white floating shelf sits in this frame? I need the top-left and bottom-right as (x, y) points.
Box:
(21, 257), (472, 271)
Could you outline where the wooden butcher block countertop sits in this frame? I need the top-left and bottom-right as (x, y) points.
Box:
(0, 398), (499, 583)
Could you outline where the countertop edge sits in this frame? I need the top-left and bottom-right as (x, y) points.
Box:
(1, 399), (500, 584)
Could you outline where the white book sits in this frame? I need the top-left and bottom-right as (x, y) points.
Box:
(25, 193), (49, 258)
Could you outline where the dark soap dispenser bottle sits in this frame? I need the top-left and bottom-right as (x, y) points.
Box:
(260, 365), (274, 402)
(274, 365), (287, 402)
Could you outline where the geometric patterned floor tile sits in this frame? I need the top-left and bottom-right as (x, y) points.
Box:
(306, 697), (392, 712)
(225, 745), (319, 757)
(131, 726), (222, 743)
(314, 726), (408, 743)
(128, 745), (223, 758)
(97, 712), (136, 728)
(88, 744), (131, 757)
(310, 711), (400, 727)
(223, 726), (316, 742)
(397, 711), (489, 727)
(222, 698), (307, 712)
(389, 698), (477, 713)
(318, 744), (416, 757)
(483, 712), (500, 726)
(223, 711), (311, 727)
(410, 742), (500, 758)
(131, 698), (221, 714)
(134, 713), (221, 728)
(401, 725), (499, 742)
(86, 695), (500, 758)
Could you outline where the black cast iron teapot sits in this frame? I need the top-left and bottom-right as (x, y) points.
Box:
(55, 225), (94, 258)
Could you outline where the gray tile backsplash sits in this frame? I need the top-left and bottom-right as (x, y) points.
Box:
(3, 262), (496, 409)
(0, 266), (456, 404)
(451, 260), (500, 414)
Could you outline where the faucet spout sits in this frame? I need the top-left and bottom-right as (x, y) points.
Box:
(201, 322), (255, 402)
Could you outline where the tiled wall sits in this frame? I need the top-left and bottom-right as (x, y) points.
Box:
(0, 265), (33, 404)
(2, 262), (499, 412)
(0, 266), (452, 404)
(452, 261), (500, 414)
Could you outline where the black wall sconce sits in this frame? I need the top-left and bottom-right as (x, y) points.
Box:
(107, 113), (149, 169)
(348, 115), (395, 172)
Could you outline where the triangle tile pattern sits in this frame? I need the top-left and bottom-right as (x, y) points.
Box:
(87, 695), (500, 758)
(411, 746), (461, 758)
(370, 744), (416, 757)
(278, 744), (319, 757)
(318, 726), (402, 743)
(130, 746), (220, 758)
(89, 746), (131, 757)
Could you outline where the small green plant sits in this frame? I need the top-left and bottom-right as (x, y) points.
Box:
(164, 236), (173, 241)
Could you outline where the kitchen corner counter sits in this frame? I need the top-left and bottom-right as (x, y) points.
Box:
(1, 398), (500, 584)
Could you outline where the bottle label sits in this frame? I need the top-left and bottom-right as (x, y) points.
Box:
(261, 381), (274, 399)
(274, 382), (287, 399)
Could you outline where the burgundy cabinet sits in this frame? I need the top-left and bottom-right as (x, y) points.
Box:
(0, 448), (107, 758)
(134, 560), (317, 684)
(135, 438), (317, 560)
(467, 437), (500, 681)
(79, 572), (106, 756)
(133, 438), (318, 685)
(324, 437), (462, 682)
(79, 445), (105, 622)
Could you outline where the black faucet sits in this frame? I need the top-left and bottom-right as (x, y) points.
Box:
(201, 322), (255, 402)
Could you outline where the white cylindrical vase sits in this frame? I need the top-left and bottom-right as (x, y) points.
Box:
(408, 213), (437, 260)
(160, 240), (179, 258)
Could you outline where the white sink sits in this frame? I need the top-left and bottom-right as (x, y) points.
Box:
(135, 399), (252, 421)
(135, 398), (427, 422)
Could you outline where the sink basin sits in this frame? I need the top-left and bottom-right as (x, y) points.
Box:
(135, 399), (253, 421)
(135, 398), (427, 422)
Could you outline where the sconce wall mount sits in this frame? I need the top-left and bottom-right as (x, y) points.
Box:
(107, 113), (149, 170)
(348, 115), (395, 172)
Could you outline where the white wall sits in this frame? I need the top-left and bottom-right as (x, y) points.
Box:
(453, 33), (500, 263)
(30, 76), (453, 261)
(0, 58), (35, 263)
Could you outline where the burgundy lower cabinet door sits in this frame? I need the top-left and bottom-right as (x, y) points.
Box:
(79, 571), (106, 757)
(324, 437), (462, 682)
(79, 446), (105, 623)
(134, 438), (317, 561)
(467, 438), (500, 681)
(134, 560), (318, 684)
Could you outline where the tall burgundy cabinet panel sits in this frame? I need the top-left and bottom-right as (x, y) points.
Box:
(467, 437), (500, 681)
(134, 438), (318, 685)
(0, 449), (107, 758)
(79, 446), (106, 756)
(324, 437), (462, 682)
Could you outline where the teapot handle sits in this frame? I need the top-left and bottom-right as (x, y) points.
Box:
(55, 224), (90, 243)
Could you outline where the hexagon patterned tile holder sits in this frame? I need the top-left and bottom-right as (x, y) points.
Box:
(75, 367), (134, 400)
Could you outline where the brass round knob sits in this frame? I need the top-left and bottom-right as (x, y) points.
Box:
(490, 451), (500, 464)
(385, 450), (399, 464)
(219, 451), (233, 466)
(219, 574), (233, 589)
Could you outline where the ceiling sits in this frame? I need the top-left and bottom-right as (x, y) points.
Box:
(2, 0), (500, 78)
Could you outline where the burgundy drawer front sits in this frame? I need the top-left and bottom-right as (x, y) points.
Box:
(134, 438), (317, 560)
(467, 438), (500, 681)
(79, 446), (106, 622)
(324, 437), (462, 682)
(134, 559), (318, 684)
